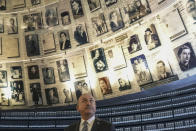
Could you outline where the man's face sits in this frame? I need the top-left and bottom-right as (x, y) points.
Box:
(187, 1), (196, 19)
(62, 15), (69, 24)
(157, 62), (166, 74)
(77, 94), (96, 118)
(180, 48), (191, 65)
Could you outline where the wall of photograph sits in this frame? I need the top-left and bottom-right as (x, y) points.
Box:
(0, 0), (196, 109)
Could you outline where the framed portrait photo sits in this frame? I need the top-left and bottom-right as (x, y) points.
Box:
(45, 6), (59, 27)
(10, 66), (22, 79)
(61, 11), (71, 25)
(10, 80), (25, 105)
(42, 32), (56, 54)
(56, 59), (70, 82)
(28, 65), (40, 79)
(23, 12), (43, 32)
(130, 54), (153, 85)
(31, 0), (41, 5)
(117, 75), (131, 91)
(98, 77), (112, 95)
(90, 48), (108, 73)
(58, 30), (71, 50)
(128, 34), (142, 54)
(174, 42), (196, 71)
(70, 0), (84, 19)
(120, 6), (130, 27)
(5, 16), (18, 34)
(30, 83), (43, 105)
(186, 0), (196, 25)
(87, 0), (101, 12)
(0, 70), (7, 87)
(25, 34), (40, 57)
(74, 80), (93, 100)
(62, 88), (73, 103)
(45, 87), (59, 105)
(91, 13), (108, 36)
(0, 88), (9, 106)
(74, 23), (89, 46)
(0, 0), (6, 10)
(42, 67), (55, 84)
(104, 0), (117, 7)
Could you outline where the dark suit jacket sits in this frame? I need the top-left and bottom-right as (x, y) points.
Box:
(64, 118), (115, 131)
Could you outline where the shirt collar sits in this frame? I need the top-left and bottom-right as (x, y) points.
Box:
(81, 115), (95, 125)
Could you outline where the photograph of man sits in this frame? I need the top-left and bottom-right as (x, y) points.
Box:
(98, 77), (112, 95)
(63, 88), (72, 103)
(186, 0), (196, 24)
(175, 42), (196, 71)
(91, 13), (108, 36)
(30, 83), (42, 105)
(87, 0), (101, 12)
(0, 92), (8, 106)
(65, 93), (115, 131)
(10, 66), (22, 79)
(128, 34), (142, 54)
(23, 13), (43, 32)
(109, 9), (124, 32)
(118, 77), (131, 91)
(0, 0), (6, 10)
(42, 67), (55, 84)
(61, 11), (71, 25)
(56, 59), (70, 82)
(0, 71), (7, 87)
(28, 65), (40, 79)
(25, 34), (40, 57)
(10, 81), (25, 105)
(144, 24), (161, 50)
(131, 55), (152, 85)
(45, 87), (59, 105)
(91, 48), (108, 73)
(31, 0), (41, 5)
(156, 60), (172, 80)
(45, 7), (59, 27)
(74, 23), (88, 45)
(74, 80), (91, 100)
(105, 0), (117, 7)
(58, 30), (71, 50)
(70, 0), (84, 19)
(7, 17), (17, 34)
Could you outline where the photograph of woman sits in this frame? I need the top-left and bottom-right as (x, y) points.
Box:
(56, 59), (70, 82)
(91, 48), (108, 73)
(45, 7), (59, 27)
(109, 9), (124, 32)
(98, 77), (112, 95)
(128, 34), (142, 54)
(58, 30), (71, 50)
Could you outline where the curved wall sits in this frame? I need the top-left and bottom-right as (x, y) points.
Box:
(0, 0), (196, 109)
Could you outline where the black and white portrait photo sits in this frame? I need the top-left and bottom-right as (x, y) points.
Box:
(70, 0), (84, 19)
(99, 77), (112, 95)
(91, 13), (108, 36)
(0, 0), (6, 10)
(30, 83), (42, 105)
(156, 60), (172, 80)
(74, 80), (92, 100)
(74, 23), (88, 45)
(117, 76), (131, 91)
(186, 0), (196, 24)
(61, 11), (71, 25)
(45, 7), (59, 27)
(56, 59), (70, 82)
(0, 89), (8, 106)
(120, 6), (130, 27)
(0, 17), (4, 33)
(25, 34), (40, 57)
(131, 55), (153, 85)
(63, 88), (73, 103)
(91, 48), (108, 73)
(10, 66), (22, 79)
(128, 34), (142, 54)
(6, 16), (18, 34)
(109, 9), (124, 32)
(58, 30), (71, 50)
(31, 0), (41, 5)
(28, 65), (40, 79)
(45, 87), (59, 105)
(127, 0), (151, 23)
(87, 0), (101, 12)
(144, 24), (161, 50)
(0, 70), (7, 87)
(174, 42), (196, 71)
(23, 13), (43, 32)
(104, 0), (117, 7)
(10, 81), (25, 105)
(42, 67), (55, 84)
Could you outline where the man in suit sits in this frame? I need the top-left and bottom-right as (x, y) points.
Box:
(156, 60), (171, 80)
(65, 93), (115, 131)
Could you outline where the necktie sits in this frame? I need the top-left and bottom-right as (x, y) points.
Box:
(82, 121), (88, 131)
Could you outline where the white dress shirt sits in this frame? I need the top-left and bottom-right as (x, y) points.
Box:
(79, 115), (95, 131)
